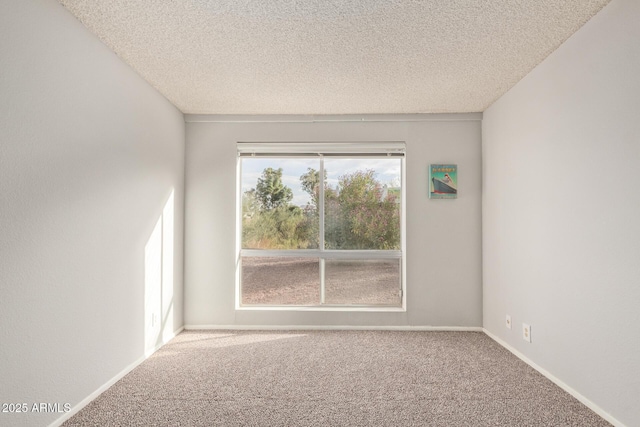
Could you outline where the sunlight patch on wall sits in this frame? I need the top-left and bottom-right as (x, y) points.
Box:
(144, 189), (175, 357)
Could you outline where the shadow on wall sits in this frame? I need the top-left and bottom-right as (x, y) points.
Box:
(144, 189), (175, 356)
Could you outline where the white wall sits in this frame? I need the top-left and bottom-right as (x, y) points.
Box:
(184, 115), (482, 328)
(0, 1), (185, 426)
(482, 0), (640, 424)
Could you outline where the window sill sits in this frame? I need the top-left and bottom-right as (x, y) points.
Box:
(236, 305), (406, 312)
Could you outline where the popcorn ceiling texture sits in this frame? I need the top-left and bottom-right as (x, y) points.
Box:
(59, 0), (611, 114)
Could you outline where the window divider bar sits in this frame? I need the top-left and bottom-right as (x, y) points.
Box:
(320, 258), (325, 304)
(319, 155), (325, 252)
(240, 249), (401, 259)
(319, 156), (326, 304)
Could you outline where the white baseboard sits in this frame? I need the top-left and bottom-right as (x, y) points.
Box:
(483, 328), (624, 427)
(49, 326), (184, 427)
(184, 324), (484, 332)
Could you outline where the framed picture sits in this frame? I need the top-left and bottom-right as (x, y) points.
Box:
(429, 164), (457, 199)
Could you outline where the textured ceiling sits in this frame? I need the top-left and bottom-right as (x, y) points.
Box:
(59, 0), (611, 114)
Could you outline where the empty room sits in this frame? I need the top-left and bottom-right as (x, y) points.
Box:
(1, 0), (638, 426)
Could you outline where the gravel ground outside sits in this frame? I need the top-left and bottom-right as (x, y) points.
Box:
(241, 257), (401, 306)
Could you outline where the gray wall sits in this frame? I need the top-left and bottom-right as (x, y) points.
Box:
(482, 0), (640, 424)
(184, 116), (482, 328)
(0, 1), (185, 426)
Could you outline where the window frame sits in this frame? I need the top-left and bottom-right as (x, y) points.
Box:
(236, 142), (406, 311)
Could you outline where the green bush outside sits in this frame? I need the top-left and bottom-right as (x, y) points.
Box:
(242, 167), (400, 250)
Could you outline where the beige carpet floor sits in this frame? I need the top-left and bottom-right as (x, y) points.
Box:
(64, 330), (610, 426)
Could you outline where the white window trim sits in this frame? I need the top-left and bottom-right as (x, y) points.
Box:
(236, 142), (407, 312)
(237, 141), (406, 155)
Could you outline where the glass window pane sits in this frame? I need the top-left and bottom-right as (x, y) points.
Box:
(324, 158), (401, 250)
(241, 158), (320, 249)
(324, 259), (401, 306)
(241, 257), (320, 305)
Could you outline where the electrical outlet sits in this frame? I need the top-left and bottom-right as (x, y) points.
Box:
(506, 315), (512, 329)
(522, 323), (531, 343)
